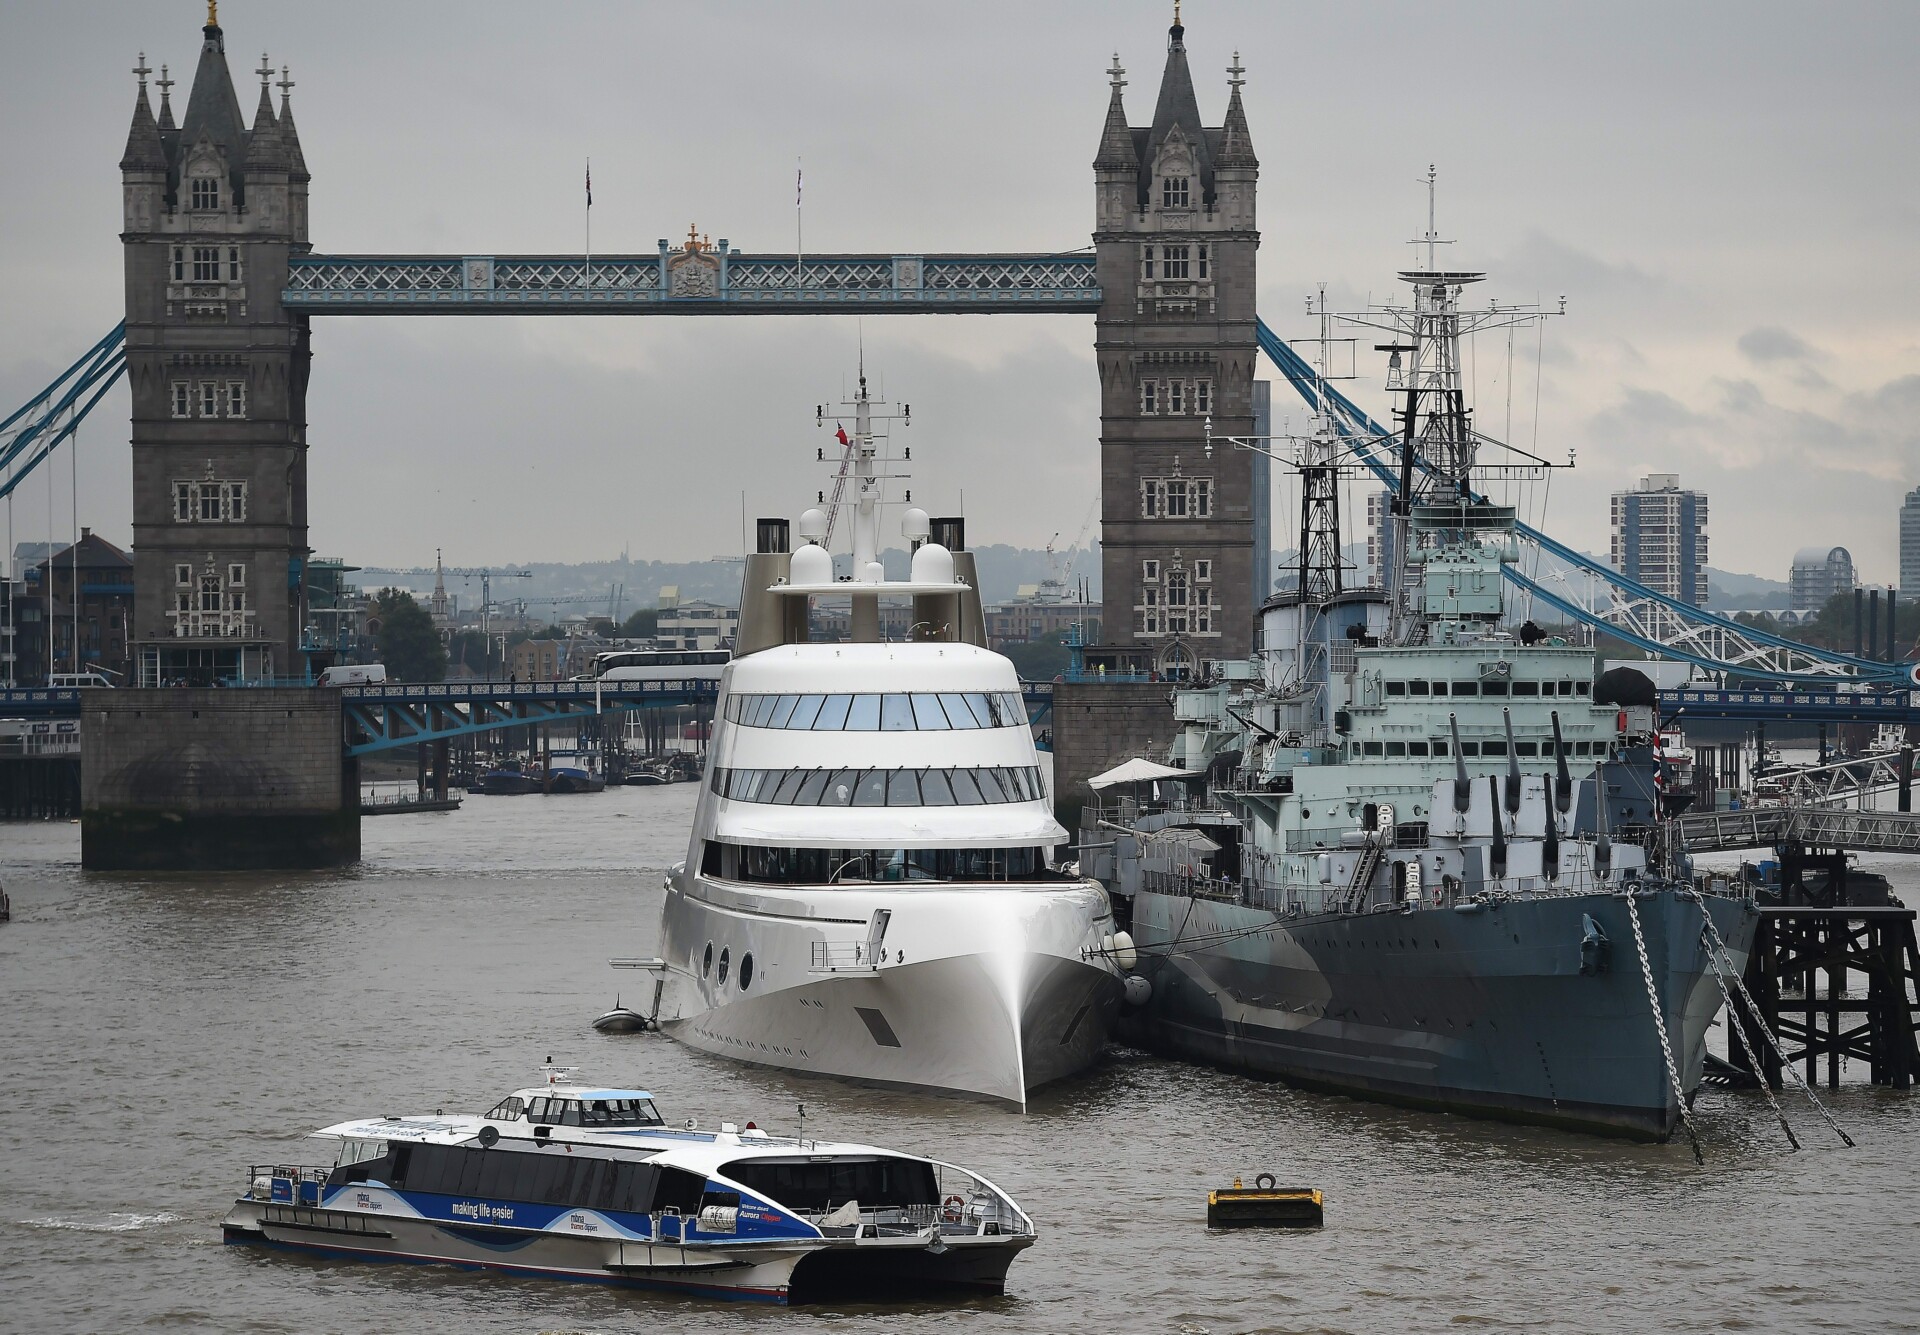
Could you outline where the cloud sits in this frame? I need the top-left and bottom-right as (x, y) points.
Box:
(1737, 325), (1823, 364)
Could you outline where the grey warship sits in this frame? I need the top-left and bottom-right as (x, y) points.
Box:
(1081, 242), (1758, 1141)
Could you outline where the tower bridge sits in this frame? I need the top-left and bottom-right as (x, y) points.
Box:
(2, 5), (1913, 867)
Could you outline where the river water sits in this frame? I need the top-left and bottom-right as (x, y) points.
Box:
(3, 783), (1917, 1334)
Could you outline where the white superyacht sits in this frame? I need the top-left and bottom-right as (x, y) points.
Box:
(625, 377), (1126, 1107)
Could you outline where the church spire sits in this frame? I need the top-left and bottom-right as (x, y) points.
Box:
(244, 52), (290, 172)
(120, 53), (167, 172)
(1093, 54), (1137, 171)
(1216, 51), (1257, 168)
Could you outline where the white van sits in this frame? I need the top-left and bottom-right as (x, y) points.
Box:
(48, 671), (117, 689)
(318, 664), (389, 687)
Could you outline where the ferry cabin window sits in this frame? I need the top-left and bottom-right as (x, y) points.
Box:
(728, 691), (1024, 730)
(721, 1157), (938, 1216)
(484, 1096), (526, 1121)
(526, 1097), (663, 1128)
(390, 1144), (700, 1215)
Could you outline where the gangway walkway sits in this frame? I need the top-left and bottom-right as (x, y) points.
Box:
(1672, 806), (1920, 856)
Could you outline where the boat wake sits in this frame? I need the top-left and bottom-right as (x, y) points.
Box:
(22, 1210), (181, 1232)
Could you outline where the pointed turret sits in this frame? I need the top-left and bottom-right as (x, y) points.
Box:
(244, 74), (290, 173)
(1142, 15), (1213, 203)
(120, 56), (166, 173)
(1216, 52), (1257, 169)
(156, 64), (177, 132)
(1093, 54), (1137, 171)
(277, 67), (309, 182)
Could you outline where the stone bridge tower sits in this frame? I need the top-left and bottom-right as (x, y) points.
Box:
(119, 7), (311, 685)
(1088, 16), (1259, 676)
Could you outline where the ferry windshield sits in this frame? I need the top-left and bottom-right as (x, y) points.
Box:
(526, 1096), (663, 1128)
(721, 1156), (938, 1214)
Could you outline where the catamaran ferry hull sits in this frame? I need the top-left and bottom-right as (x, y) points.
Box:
(221, 1197), (1029, 1303)
(1122, 886), (1757, 1141)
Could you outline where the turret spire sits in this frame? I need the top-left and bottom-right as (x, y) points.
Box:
(156, 64), (176, 131)
(1217, 50), (1258, 168)
(1143, 3), (1212, 202)
(1093, 53), (1137, 171)
(120, 53), (166, 172)
(276, 65), (308, 179)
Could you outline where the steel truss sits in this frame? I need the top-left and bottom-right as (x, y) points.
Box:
(284, 254), (1100, 315)
(1255, 318), (1914, 685)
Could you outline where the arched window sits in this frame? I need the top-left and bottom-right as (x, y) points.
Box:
(1161, 176), (1190, 209)
(190, 176), (220, 211)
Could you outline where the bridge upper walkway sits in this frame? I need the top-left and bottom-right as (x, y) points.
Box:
(1672, 805), (1920, 856)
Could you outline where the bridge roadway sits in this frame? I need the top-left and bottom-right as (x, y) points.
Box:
(0, 680), (1060, 756)
(1661, 686), (1920, 724)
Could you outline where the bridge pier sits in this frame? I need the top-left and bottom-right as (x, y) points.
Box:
(80, 689), (359, 870)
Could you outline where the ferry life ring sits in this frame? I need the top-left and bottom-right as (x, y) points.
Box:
(941, 1194), (966, 1223)
(1255, 1172), (1277, 1191)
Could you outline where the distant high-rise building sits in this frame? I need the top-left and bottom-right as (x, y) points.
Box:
(1788, 546), (1856, 611)
(1611, 474), (1708, 606)
(1365, 489), (1401, 590)
(1901, 486), (1920, 595)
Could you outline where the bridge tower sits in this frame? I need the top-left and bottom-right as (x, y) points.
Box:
(119, 7), (312, 685)
(1087, 15), (1259, 677)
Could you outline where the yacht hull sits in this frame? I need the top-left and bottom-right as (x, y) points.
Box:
(661, 879), (1123, 1107)
(1122, 887), (1758, 1140)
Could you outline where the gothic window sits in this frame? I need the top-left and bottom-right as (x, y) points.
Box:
(1166, 483), (1188, 518)
(192, 247), (220, 281)
(227, 247), (242, 281)
(1194, 480), (1212, 517)
(175, 592), (191, 613)
(1163, 245), (1190, 279)
(228, 588), (247, 613)
(1196, 560), (1212, 582)
(1197, 590), (1213, 634)
(198, 382), (219, 417)
(1169, 381), (1186, 414)
(224, 381), (247, 419)
(1142, 382), (1158, 414)
(1143, 560), (1160, 582)
(1167, 571), (1190, 606)
(1197, 245), (1210, 280)
(227, 564), (246, 587)
(171, 246), (186, 281)
(1195, 380), (1211, 415)
(1162, 176), (1190, 208)
(1140, 482), (1160, 518)
(170, 382), (191, 419)
(224, 482), (247, 521)
(173, 483), (192, 522)
(199, 487), (222, 522)
(198, 575), (223, 614)
(190, 177), (220, 210)
(172, 481), (248, 523)
(1141, 245), (1156, 281)
(174, 564), (192, 586)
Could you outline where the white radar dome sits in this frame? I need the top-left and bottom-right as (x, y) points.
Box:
(789, 542), (832, 586)
(901, 507), (931, 542)
(862, 560), (887, 584)
(910, 541), (955, 585)
(797, 508), (829, 542)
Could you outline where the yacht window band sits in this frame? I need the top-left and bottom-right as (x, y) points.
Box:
(724, 691), (1028, 731)
(703, 841), (1055, 884)
(712, 765), (1046, 806)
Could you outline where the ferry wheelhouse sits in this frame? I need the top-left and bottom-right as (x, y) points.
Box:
(222, 1078), (1035, 1303)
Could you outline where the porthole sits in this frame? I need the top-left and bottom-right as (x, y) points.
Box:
(702, 943), (714, 977)
(740, 953), (755, 990)
(718, 948), (731, 985)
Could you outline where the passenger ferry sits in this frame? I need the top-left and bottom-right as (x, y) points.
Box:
(222, 1074), (1035, 1302)
(627, 373), (1125, 1107)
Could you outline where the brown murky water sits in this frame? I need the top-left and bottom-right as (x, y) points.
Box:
(3, 782), (1917, 1333)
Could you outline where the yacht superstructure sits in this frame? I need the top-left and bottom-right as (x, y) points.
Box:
(633, 373), (1124, 1106)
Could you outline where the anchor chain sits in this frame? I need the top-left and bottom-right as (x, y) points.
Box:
(1687, 889), (1855, 1149)
(1698, 925), (1799, 1150)
(1625, 890), (1704, 1164)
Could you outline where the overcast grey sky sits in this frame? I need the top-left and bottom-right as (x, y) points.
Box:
(3, 1), (1916, 585)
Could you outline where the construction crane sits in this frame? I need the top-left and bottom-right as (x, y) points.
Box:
(1044, 494), (1099, 600)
